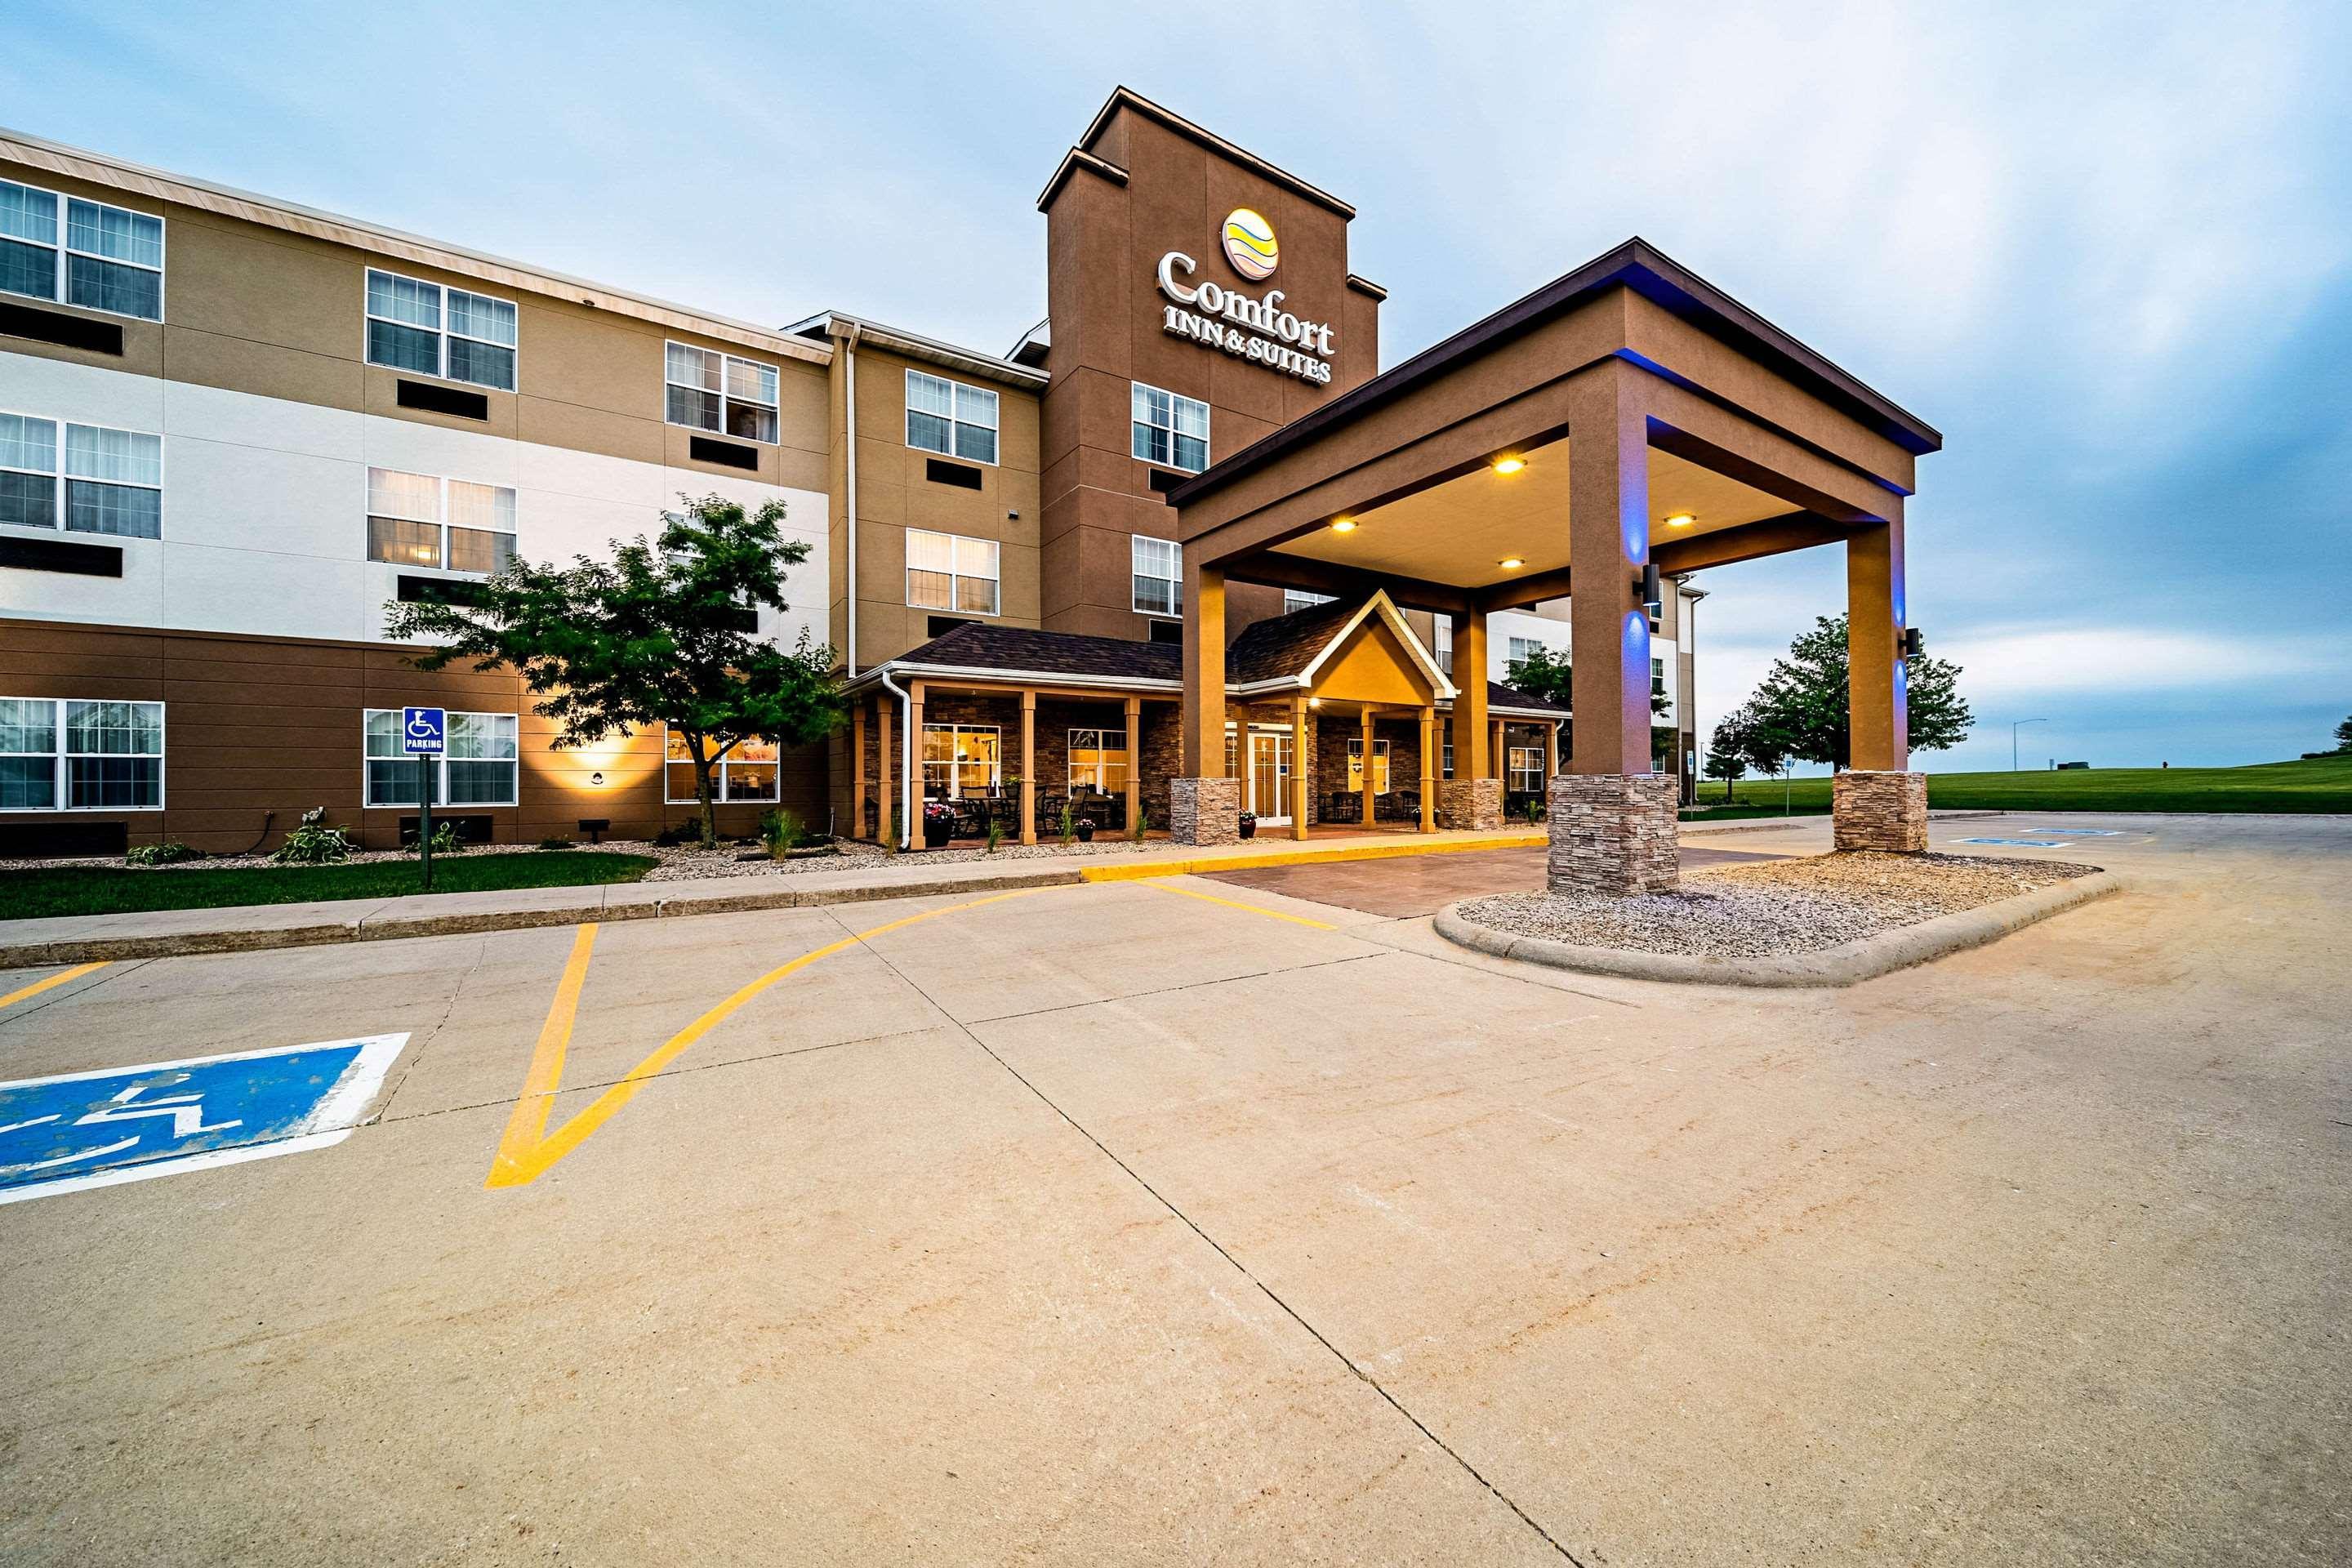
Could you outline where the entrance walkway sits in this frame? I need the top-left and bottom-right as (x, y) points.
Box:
(1205, 842), (1789, 920)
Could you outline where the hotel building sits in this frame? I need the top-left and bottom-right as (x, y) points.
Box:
(0, 91), (1741, 858)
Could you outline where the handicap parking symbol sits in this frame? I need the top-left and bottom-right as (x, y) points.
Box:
(0, 1035), (407, 1205)
(1955, 836), (2074, 848)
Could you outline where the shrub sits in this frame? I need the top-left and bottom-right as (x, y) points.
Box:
(126, 841), (200, 866)
(984, 817), (1004, 855)
(410, 821), (465, 857)
(1058, 803), (1076, 846)
(1523, 798), (1544, 826)
(1130, 805), (1148, 842)
(536, 835), (576, 851)
(272, 807), (354, 865)
(653, 823), (697, 848)
(760, 808), (811, 858)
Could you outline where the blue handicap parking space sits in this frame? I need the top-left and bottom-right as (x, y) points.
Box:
(1955, 836), (2074, 848)
(2016, 827), (2125, 836)
(0, 1035), (407, 1205)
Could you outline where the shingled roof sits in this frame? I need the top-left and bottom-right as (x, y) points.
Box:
(861, 606), (1566, 718)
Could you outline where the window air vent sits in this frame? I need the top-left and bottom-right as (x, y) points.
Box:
(689, 435), (759, 470)
(0, 536), (124, 577)
(396, 574), (491, 607)
(0, 301), (124, 354)
(924, 458), (983, 491)
(1147, 468), (1187, 497)
(396, 379), (492, 420)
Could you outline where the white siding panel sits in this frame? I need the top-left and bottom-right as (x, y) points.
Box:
(161, 542), (376, 640)
(0, 350), (166, 430)
(163, 379), (363, 461)
(164, 436), (361, 559)
(0, 532), (165, 626)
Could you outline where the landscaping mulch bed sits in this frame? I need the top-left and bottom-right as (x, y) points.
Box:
(1456, 852), (2103, 960)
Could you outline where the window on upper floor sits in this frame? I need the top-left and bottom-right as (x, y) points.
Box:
(1652, 657), (1668, 699)
(906, 370), (998, 466)
(1131, 534), (1181, 617)
(363, 709), (518, 807)
(0, 179), (164, 321)
(1433, 619), (1454, 677)
(1284, 590), (1334, 616)
(1508, 636), (1544, 666)
(1130, 381), (1208, 474)
(366, 467), (516, 575)
(906, 528), (998, 616)
(0, 412), (163, 539)
(0, 697), (165, 810)
(365, 268), (517, 392)
(666, 342), (779, 443)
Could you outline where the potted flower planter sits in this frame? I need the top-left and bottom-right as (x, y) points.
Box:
(1237, 811), (1258, 840)
(921, 801), (956, 850)
(1076, 819), (1095, 843)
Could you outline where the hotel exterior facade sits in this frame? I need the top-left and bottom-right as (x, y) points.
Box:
(0, 91), (1723, 858)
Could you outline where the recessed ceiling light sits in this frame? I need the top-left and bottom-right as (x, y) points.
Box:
(1491, 456), (1526, 475)
(1330, 517), (1356, 533)
(1498, 557), (1524, 570)
(1664, 512), (1696, 528)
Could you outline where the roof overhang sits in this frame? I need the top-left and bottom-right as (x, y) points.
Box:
(791, 312), (1049, 390)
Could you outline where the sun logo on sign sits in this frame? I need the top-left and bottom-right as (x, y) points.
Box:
(1222, 208), (1278, 282)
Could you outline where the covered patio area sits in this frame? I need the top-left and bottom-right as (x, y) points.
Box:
(1166, 238), (1942, 893)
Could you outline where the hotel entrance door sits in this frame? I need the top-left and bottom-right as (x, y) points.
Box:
(1247, 731), (1293, 825)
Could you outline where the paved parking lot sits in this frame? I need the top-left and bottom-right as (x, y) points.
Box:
(1, 814), (2345, 1564)
(1204, 838), (1788, 917)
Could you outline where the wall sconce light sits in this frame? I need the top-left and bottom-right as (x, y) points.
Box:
(1902, 627), (1925, 657)
(590, 772), (605, 786)
(1639, 563), (1663, 612)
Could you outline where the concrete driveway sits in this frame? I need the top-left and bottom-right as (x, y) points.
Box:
(0, 814), (2345, 1565)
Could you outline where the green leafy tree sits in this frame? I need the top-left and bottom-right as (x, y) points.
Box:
(1704, 708), (1753, 801)
(1748, 612), (1971, 768)
(2336, 714), (2352, 752)
(382, 495), (843, 848)
(1505, 642), (1671, 764)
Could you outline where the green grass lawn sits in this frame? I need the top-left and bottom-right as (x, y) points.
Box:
(1689, 756), (2352, 816)
(1, 851), (659, 921)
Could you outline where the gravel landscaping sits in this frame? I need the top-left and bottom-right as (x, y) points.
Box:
(1456, 852), (2104, 959)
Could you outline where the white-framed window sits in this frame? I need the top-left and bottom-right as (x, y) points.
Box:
(1441, 738), (1454, 781)
(663, 728), (780, 803)
(0, 179), (164, 321)
(0, 697), (164, 810)
(1508, 636), (1545, 666)
(1131, 534), (1181, 617)
(665, 342), (779, 443)
(1068, 728), (1129, 794)
(1508, 745), (1545, 791)
(906, 528), (999, 616)
(920, 724), (1000, 799)
(1346, 738), (1392, 795)
(0, 413), (163, 538)
(1434, 619), (1453, 677)
(367, 467), (516, 574)
(1651, 657), (1668, 700)
(906, 370), (998, 465)
(1131, 381), (1209, 473)
(363, 710), (519, 806)
(365, 268), (517, 391)
(1284, 590), (1334, 615)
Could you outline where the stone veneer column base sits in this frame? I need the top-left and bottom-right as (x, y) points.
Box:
(1169, 777), (1241, 846)
(1547, 773), (1680, 895)
(1440, 777), (1503, 831)
(1833, 769), (1929, 852)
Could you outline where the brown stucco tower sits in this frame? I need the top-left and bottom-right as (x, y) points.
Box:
(1033, 89), (1383, 644)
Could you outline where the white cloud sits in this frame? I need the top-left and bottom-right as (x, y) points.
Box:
(1936, 625), (2341, 703)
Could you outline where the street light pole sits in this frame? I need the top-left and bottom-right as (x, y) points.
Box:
(2012, 718), (2047, 773)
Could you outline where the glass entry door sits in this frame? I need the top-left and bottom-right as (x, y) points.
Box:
(1248, 731), (1293, 824)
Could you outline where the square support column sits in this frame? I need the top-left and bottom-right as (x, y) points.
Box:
(850, 702), (866, 840)
(1837, 519), (1927, 852)
(1361, 705), (1378, 829)
(1290, 694), (1310, 842)
(1123, 695), (1143, 838)
(1554, 361), (1674, 892)
(1442, 611), (1500, 829)
(1545, 719), (1560, 780)
(1419, 706), (1437, 833)
(1019, 690), (1037, 846)
(875, 696), (893, 850)
(1174, 562), (1237, 845)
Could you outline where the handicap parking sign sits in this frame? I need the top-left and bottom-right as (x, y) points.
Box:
(1955, 836), (2074, 848)
(0, 1035), (407, 1205)
(403, 706), (446, 755)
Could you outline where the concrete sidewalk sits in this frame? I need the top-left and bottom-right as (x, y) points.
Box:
(0, 826), (1549, 967)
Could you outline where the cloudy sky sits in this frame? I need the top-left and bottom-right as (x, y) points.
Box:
(7, 1), (2346, 770)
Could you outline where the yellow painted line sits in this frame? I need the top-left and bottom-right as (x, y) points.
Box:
(1134, 879), (1335, 929)
(486, 888), (1046, 1189)
(1079, 831), (1545, 884)
(0, 960), (108, 1013)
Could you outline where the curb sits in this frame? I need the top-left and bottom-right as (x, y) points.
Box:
(1678, 809), (2007, 837)
(1432, 869), (2122, 988)
(0, 868), (1090, 969)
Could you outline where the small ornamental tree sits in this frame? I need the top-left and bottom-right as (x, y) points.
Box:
(382, 495), (843, 847)
(1749, 612), (1972, 769)
(2336, 714), (2352, 752)
(1704, 708), (1753, 801)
